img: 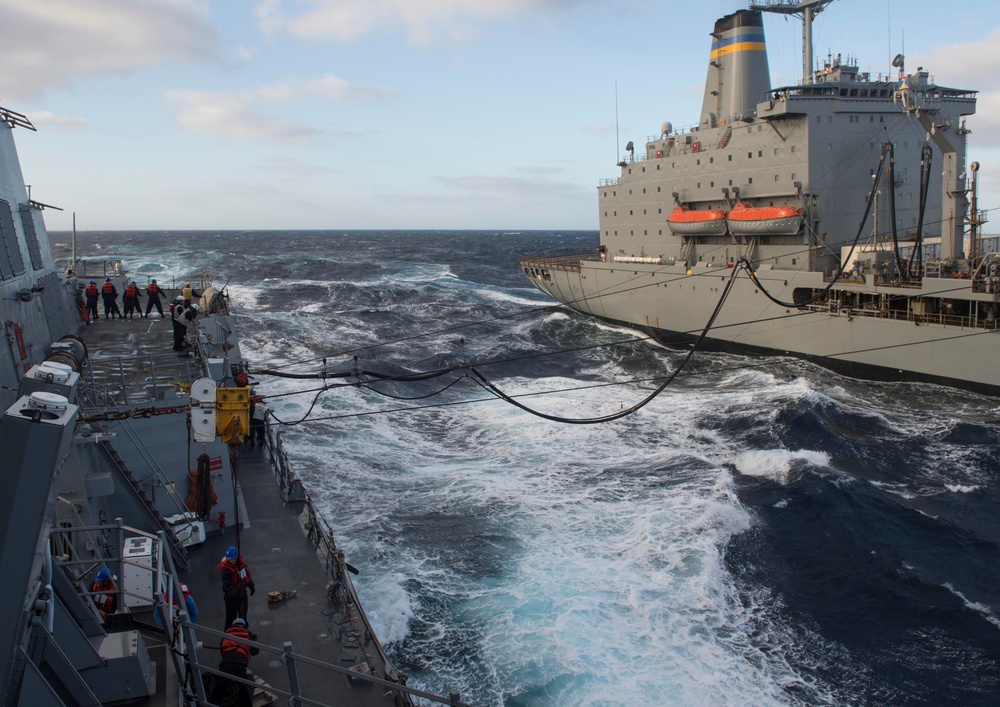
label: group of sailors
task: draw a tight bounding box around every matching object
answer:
[89,544,261,705]
[83,277,168,321]
[83,277,205,356]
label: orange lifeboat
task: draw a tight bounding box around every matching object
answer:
[726,204,804,236]
[666,206,728,236]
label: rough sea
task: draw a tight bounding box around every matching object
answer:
[60,230,1000,706]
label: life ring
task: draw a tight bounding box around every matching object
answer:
[692,141,700,152]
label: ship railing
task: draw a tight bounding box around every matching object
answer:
[52,520,203,701]
[53,521,177,628]
[116,417,202,521]
[257,419,454,704]
[51,519,472,705]
[518,251,601,267]
[799,301,1000,330]
[178,621,474,707]
[82,351,197,406]
[75,258,129,280]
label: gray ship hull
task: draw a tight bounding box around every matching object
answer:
[520,257,1000,393]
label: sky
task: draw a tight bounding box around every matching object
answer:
[2,0,999,232]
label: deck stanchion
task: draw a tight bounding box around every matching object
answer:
[282,641,302,707]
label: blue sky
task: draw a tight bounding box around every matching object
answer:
[3,0,998,231]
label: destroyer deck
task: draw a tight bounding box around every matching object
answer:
[75,303,415,706]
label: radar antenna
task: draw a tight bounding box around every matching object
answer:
[749,0,836,84]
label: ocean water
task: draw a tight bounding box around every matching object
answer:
[61,230,1000,706]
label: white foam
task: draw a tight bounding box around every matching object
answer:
[945,484,979,494]
[942,583,1000,630]
[729,449,832,485]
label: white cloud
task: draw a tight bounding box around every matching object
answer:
[163,74,379,142]
[0,0,221,101]
[24,111,86,131]
[164,89,319,143]
[301,75,391,101]
[913,28,1000,147]
[255,0,590,44]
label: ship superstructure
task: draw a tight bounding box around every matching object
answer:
[520,2,999,392]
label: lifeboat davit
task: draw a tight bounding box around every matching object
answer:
[726,204,804,236]
[666,207,728,236]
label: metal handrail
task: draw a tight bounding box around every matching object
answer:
[260,422,471,703]
[116,418,195,520]
[181,622,472,707]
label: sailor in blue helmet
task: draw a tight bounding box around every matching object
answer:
[218,545,255,630]
[90,567,117,617]
[84,279,99,321]
[100,276,121,319]
[144,278,165,317]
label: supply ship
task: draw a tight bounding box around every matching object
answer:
[0,107,469,704]
[520,0,1000,393]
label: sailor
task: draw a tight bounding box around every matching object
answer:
[171,302,187,351]
[84,280,99,321]
[154,581,200,627]
[122,280,143,319]
[90,568,118,618]
[181,280,201,308]
[171,301,197,352]
[249,391,268,447]
[144,278,165,317]
[218,545,255,629]
[212,617,259,707]
[101,277,121,319]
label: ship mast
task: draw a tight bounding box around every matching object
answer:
[749,0,835,84]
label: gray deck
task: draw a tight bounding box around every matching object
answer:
[182,446,398,705]
[76,299,407,706]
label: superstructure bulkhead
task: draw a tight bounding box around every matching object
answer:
[520,2,1000,393]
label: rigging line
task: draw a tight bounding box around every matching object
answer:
[361,375,468,401]
[743,144,888,309]
[265,385,331,426]
[255,269,990,403]
[822,325,999,359]
[270,321,1000,427]
[461,267,739,424]
[264,270,740,427]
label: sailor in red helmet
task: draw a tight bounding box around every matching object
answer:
[218,545,255,630]
[90,567,118,618]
